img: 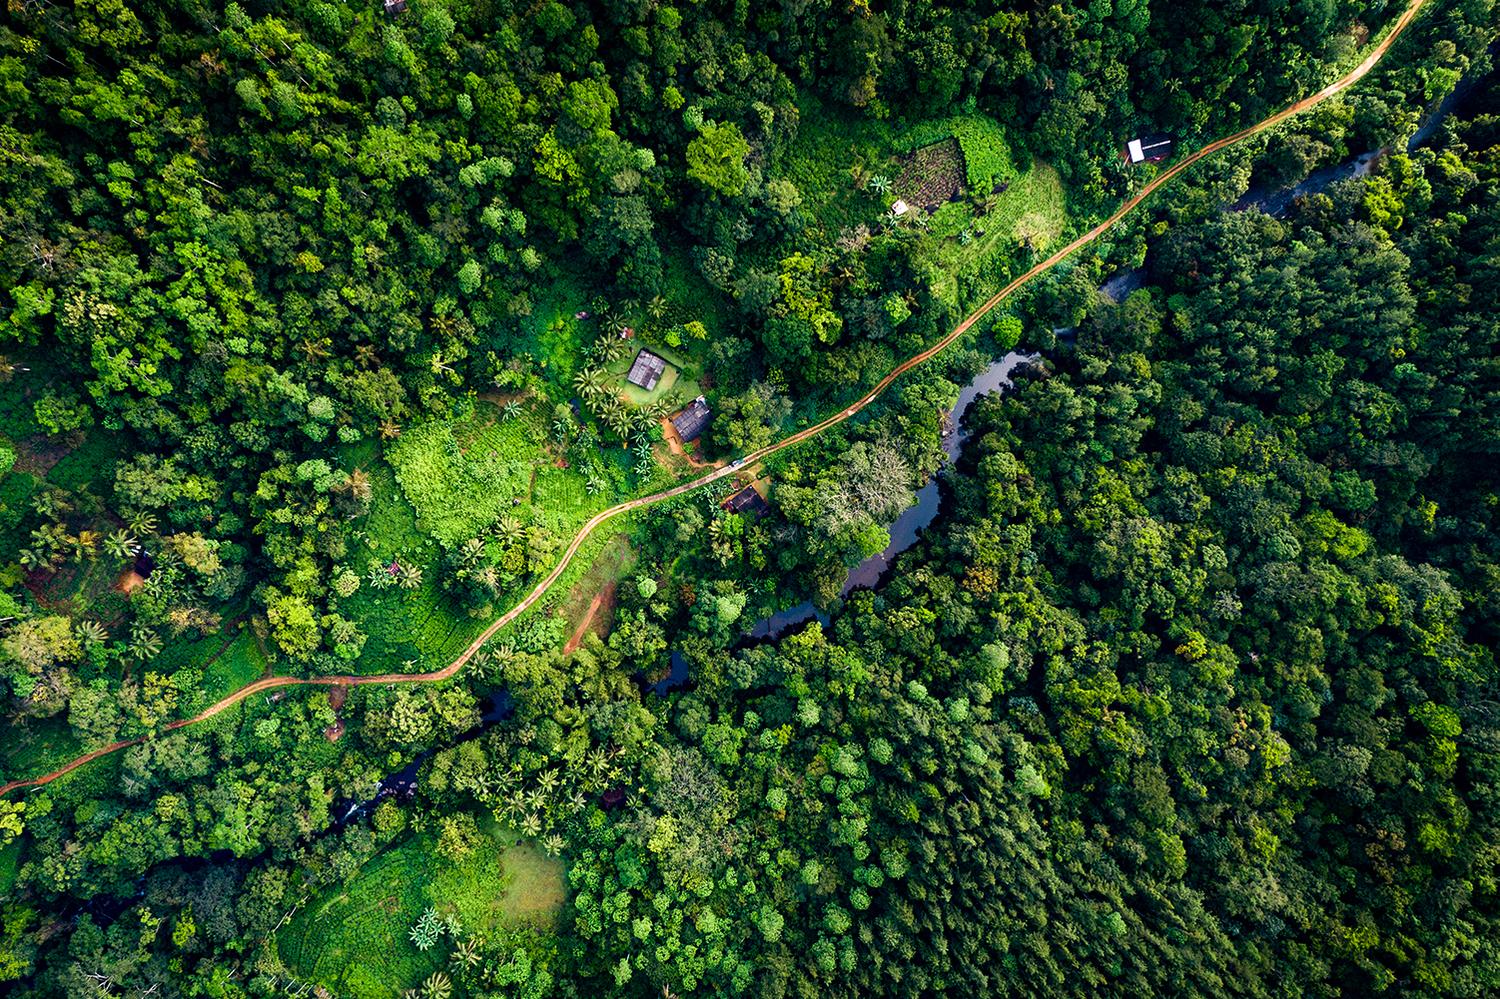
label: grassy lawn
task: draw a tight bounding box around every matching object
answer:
[196,627,268,702]
[780,97,893,233]
[605,343,703,408]
[912,162,1070,309]
[386,406,540,550]
[0,714,84,786]
[339,456,473,672]
[278,820,563,999]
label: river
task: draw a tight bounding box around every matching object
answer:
[743,351,1034,641]
[744,73,1495,642]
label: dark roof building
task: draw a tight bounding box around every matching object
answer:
[626,349,668,391]
[723,484,770,518]
[384,0,408,14]
[671,396,711,442]
[1125,133,1172,164]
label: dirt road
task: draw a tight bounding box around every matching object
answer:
[0,0,1429,799]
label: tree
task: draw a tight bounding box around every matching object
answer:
[685,121,751,197]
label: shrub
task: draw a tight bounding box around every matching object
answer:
[949,115,1016,190]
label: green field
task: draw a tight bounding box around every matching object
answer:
[606,342,703,408]
[912,162,1070,309]
[338,457,475,671]
[386,408,540,550]
[277,821,564,998]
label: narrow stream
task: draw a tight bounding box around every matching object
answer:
[744,351,1033,641]
[744,74,1493,644]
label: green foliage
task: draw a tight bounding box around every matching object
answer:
[948,114,1017,190]
[279,824,562,998]
[387,410,535,549]
[685,121,751,197]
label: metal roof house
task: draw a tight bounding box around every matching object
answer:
[1125,133,1172,164]
[384,0,408,14]
[723,484,770,518]
[671,397,711,443]
[626,349,668,391]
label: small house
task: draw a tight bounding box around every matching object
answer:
[723,484,770,519]
[1125,133,1172,164]
[626,349,668,391]
[384,0,407,14]
[671,396,711,443]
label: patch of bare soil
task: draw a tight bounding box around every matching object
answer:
[660,417,722,469]
[563,582,616,654]
[115,570,146,595]
[12,434,74,477]
[893,138,963,209]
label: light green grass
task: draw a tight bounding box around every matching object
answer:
[913,162,1069,309]
[198,628,267,702]
[780,98,893,232]
[0,715,84,786]
[606,343,702,408]
[278,822,563,999]
[340,460,473,671]
[386,408,538,549]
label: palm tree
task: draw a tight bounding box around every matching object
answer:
[104,531,138,561]
[397,564,423,590]
[343,468,373,504]
[459,538,486,567]
[600,401,634,441]
[868,173,890,193]
[128,512,158,537]
[520,813,543,837]
[75,620,108,646]
[495,515,524,546]
[573,367,610,399]
[450,935,483,973]
[128,627,163,663]
[632,441,654,463]
[72,530,100,561]
[379,420,402,441]
[542,833,564,856]
[646,295,668,320]
[501,401,522,421]
[584,472,606,496]
[419,971,452,999]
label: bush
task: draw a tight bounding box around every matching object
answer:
[949,115,1016,190]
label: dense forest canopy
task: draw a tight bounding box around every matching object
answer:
[0,0,1497,996]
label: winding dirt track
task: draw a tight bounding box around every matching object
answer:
[0,0,1427,800]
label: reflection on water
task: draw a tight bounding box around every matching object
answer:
[745,352,1033,640]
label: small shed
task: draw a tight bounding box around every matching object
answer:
[671,396,711,443]
[384,0,407,14]
[890,199,911,216]
[626,349,668,391]
[723,484,770,519]
[1125,134,1172,164]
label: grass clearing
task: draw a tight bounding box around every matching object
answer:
[912,162,1070,309]
[386,407,538,549]
[277,821,563,999]
[605,342,702,408]
[197,628,268,702]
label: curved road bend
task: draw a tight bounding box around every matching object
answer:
[0,0,1428,799]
